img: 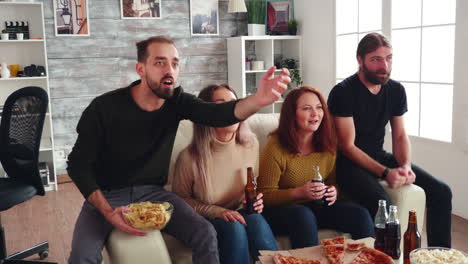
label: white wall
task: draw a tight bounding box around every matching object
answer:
[295,0,468,219]
[294,0,335,98]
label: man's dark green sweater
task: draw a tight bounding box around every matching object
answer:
[67,80,240,199]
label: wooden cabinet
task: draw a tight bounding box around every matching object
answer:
[0,2,57,191]
[227,36,302,113]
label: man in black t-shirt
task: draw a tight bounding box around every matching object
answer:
[67,36,291,264]
[328,33,452,247]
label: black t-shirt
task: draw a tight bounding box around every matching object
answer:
[327,74,407,156]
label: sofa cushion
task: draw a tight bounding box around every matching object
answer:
[161,113,425,264]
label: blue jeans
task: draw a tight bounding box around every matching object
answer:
[208,210,278,264]
[263,200,374,249]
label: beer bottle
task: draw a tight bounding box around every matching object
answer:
[245,167,257,214]
[384,205,401,259]
[403,210,421,264]
[374,200,388,252]
[311,165,327,207]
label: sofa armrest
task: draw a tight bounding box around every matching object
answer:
[104,229,172,264]
[381,182,426,232]
[381,182,426,250]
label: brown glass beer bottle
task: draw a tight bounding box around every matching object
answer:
[245,167,257,214]
[403,210,421,264]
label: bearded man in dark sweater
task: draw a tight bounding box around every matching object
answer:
[67,36,290,264]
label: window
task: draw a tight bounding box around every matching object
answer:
[335,0,382,81]
[335,0,456,142]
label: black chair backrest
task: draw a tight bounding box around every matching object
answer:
[0,87,49,196]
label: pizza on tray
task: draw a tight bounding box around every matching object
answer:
[346,242,367,251]
[323,244,345,264]
[320,236,345,246]
[273,253,322,264]
[348,247,393,264]
[269,237,391,264]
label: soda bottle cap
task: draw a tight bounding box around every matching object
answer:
[389,205,397,212]
[378,200,387,206]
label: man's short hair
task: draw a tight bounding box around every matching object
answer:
[356,32,391,59]
[136,36,176,63]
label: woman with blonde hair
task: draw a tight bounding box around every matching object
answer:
[258,86,374,248]
[173,84,278,263]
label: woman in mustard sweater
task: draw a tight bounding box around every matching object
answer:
[258,86,374,249]
[173,84,278,263]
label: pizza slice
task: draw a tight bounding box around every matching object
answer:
[273,253,322,264]
[320,236,345,246]
[346,242,366,251]
[349,247,393,264]
[323,244,345,264]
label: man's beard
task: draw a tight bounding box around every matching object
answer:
[361,63,391,85]
[146,75,175,99]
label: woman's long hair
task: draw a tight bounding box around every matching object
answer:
[188,84,256,180]
[273,86,336,155]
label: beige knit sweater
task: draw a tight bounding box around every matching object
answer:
[172,135,259,218]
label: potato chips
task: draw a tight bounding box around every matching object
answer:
[124,201,173,231]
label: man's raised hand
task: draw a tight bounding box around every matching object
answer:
[253,66,291,107]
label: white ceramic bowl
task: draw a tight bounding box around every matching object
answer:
[410,247,468,264]
[123,201,174,231]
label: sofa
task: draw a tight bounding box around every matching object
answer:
[103,113,426,264]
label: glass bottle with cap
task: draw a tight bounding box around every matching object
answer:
[374,199,388,251]
[384,205,401,259]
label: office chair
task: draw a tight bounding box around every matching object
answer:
[0,87,56,263]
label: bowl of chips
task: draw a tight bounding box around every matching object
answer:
[123,201,173,231]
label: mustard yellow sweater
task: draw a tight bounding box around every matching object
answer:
[258,135,337,207]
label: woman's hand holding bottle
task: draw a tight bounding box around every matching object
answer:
[293,181,327,200]
[323,185,337,206]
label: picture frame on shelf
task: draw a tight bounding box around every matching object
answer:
[121,0,161,19]
[266,0,294,35]
[53,0,90,36]
[190,0,219,36]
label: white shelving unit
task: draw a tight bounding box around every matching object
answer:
[0,2,57,191]
[227,35,302,113]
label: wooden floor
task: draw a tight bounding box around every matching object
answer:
[1,180,468,263]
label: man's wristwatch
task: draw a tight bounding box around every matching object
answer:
[381,167,390,179]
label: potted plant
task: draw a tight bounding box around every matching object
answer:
[246,0,266,36]
[280,58,302,96]
[1,29,9,40]
[16,28,24,40]
[288,19,298,35]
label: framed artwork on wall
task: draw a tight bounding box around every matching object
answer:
[266,0,294,35]
[53,0,90,36]
[121,0,161,19]
[190,0,219,36]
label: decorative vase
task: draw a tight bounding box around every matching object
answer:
[251,61,264,71]
[248,24,265,36]
[1,62,11,78]
[16,33,24,40]
[1,33,9,40]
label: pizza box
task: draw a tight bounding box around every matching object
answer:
[259,237,402,264]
